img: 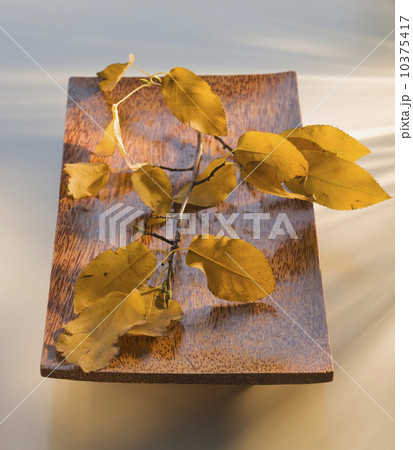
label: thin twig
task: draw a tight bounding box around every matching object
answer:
[193,161,227,186]
[164,132,203,299]
[214,136,234,152]
[112,165,194,173]
[177,132,203,223]
[158,165,194,172]
[133,226,175,245]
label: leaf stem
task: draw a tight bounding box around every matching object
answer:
[131,63,152,77]
[152,248,169,255]
[161,247,190,265]
[115,83,151,107]
[139,287,161,296]
[214,137,245,170]
[153,267,169,288]
[150,72,167,85]
[222,148,237,160]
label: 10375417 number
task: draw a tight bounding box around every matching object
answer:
[400,16,410,77]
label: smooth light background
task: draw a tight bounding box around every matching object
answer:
[0,0,394,449]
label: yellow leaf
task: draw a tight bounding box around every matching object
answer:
[128,288,183,337]
[174,158,236,207]
[95,117,116,156]
[97,53,135,92]
[161,67,228,136]
[56,290,146,373]
[146,215,166,227]
[240,160,311,200]
[64,162,110,199]
[300,150,391,210]
[131,165,172,218]
[235,131,308,182]
[74,241,157,313]
[280,125,370,162]
[186,235,275,302]
[94,105,122,157]
[284,176,313,197]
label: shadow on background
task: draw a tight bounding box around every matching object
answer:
[48,381,334,450]
[49,383,251,449]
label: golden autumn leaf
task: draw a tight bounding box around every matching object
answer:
[174,158,236,207]
[56,290,146,373]
[94,105,123,157]
[74,241,157,314]
[128,288,183,337]
[300,150,391,210]
[240,160,311,200]
[284,175,313,197]
[64,162,110,199]
[280,125,370,162]
[131,165,172,219]
[161,67,228,136]
[235,131,308,182]
[146,215,166,227]
[97,53,135,92]
[186,235,275,302]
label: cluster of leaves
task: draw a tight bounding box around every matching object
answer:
[58,54,391,372]
[57,242,183,372]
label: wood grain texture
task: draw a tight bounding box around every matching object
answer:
[40,72,334,384]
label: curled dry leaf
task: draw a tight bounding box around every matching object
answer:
[174,158,236,207]
[74,241,157,314]
[128,288,183,337]
[161,67,227,136]
[280,125,370,162]
[112,106,128,164]
[235,131,308,182]
[56,290,146,373]
[94,105,122,157]
[131,165,172,222]
[186,235,275,302]
[299,150,391,210]
[97,53,135,92]
[64,162,110,199]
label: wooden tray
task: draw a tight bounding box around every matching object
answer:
[40,72,334,384]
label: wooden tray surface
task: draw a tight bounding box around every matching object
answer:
[40,72,334,384]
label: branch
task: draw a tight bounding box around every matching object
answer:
[193,161,226,186]
[214,136,234,152]
[111,165,194,173]
[158,165,194,172]
[133,226,175,245]
[177,132,203,222]
[163,132,203,299]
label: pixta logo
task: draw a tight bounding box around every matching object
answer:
[99,205,298,246]
[99,203,145,247]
